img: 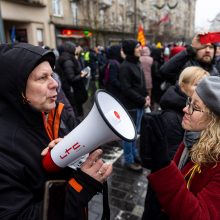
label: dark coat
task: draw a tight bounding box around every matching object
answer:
[160,49,220,84]
[0,43,99,220]
[150,48,164,103]
[104,45,122,98]
[56,51,88,107]
[159,84,186,158]
[119,59,147,110]
[140,84,186,169]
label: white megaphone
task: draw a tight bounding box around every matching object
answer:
[43,90,137,172]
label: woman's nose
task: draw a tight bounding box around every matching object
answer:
[49,77,58,89]
[183,105,189,114]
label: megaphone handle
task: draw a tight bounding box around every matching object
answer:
[42,150,61,172]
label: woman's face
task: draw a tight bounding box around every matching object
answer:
[182,91,211,131]
[25,61,58,113]
[134,44,142,57]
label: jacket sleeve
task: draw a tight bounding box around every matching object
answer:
[159,49,190,83]
[148,161,220,220]
[64,169,103,220]
[0,161,42,220]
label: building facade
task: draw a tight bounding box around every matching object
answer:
[0,0,196,48]
[209,12,220,32]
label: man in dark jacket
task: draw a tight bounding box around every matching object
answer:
[104,44,123,98]
[56,41,88,119]
[119,39,150,172]
[160,33,219,85]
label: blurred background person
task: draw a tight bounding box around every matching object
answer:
[140,46,153,98]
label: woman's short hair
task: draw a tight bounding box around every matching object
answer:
[178,66,209,88]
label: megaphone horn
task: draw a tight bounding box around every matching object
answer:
[42,89,137,172]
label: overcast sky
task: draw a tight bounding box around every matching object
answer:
[195,0,220,30]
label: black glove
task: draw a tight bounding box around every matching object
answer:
[148,113,171,172]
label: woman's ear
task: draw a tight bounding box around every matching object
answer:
[21,92,30,104]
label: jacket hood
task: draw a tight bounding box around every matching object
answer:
[160,84,187,112]
[0,43,55,124]
[107,45,123,63]
[122,39,139,56]
[141,46,151,56]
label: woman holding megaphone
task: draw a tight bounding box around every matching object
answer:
[0,43,112,220]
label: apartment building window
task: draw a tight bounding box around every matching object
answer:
[100,10,104,27]
[118,0,124,5]
[52,0,63,17]
[71,2,77,25]
[37,29,44,46]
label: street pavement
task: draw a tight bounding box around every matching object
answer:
[88,141,150,220]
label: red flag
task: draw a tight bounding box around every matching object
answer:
[137,24,146,46]
[158,13,170,25]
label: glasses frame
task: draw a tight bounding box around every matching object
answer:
[186,97,207,115]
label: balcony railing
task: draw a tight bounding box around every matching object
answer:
[6,0,46,7]
[99,0,112,9]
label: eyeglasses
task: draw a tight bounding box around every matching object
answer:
[186,97,207,115]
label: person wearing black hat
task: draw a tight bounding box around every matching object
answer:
[119,39,150,172]
[0,43,112,219]
[142,76,220,219]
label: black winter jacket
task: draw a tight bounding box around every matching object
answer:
[160,48,220,84]
[119,59,147,109]
[160,85,186,158]
[0,43,100,220]
[56,52,88,106]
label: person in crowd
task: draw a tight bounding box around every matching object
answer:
[163,44,171,62]
[75,45,85,70]
[140,66,209,168]
[150,47,164,111]
[141,66,209,219]
[169,42,185,58]
[119,39,150,172]
[142,75,220,220]
[88,47,98,81]
[215,42,220,73]
[0,43,112,219]
[103,44,123,98]
[140,46,153,98]
[56,41,88,119]
[159,32,219,85]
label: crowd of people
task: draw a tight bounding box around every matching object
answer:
[0,31,220,220]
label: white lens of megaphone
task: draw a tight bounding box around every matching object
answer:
[95,90,136,141]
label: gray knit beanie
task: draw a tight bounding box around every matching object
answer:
[196,76,220,116]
